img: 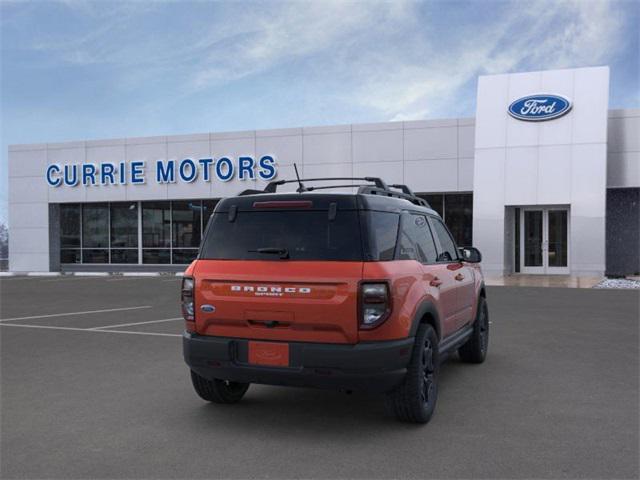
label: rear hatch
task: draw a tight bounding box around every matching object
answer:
[194,194,364,344]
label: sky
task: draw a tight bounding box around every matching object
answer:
[1,0,638,225]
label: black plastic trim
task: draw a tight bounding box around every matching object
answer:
[183,333,414,393]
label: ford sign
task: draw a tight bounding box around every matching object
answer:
[508,94,572,121]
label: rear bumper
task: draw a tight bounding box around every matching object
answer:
[183,332,414,393]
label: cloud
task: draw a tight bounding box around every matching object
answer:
[349,0,626,121]
[189,1,415,91]
[3,0,632,122]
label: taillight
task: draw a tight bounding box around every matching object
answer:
[359,282,391,329]
[181,277,194,321]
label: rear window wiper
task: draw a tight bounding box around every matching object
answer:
[248,247,290,259]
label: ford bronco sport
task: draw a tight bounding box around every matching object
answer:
[182,177,488,423]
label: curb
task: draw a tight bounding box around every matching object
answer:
[2,271,186,278]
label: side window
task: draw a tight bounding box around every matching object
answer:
[431,218,459,262]
[367,212,400,261]
[397,214,438,263]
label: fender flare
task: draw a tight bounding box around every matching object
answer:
[409,301,442,340]
[479,281,487,298]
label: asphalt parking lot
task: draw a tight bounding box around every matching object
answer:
[1,277,638,479]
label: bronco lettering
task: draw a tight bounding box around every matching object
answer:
[230,285,311,294]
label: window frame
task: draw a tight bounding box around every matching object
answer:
[428,216,461,264]
[394,212,439,265]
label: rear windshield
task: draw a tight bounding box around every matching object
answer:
[200,210,363,261]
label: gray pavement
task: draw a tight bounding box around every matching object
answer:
[1,277,638,479]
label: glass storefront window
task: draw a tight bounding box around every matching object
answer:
[82,204,109,248]
[60,249,81,264]
[143,249,170,264]
[417,193,473,247]
[59,198,220,265]
[172,201,201,248]
[422,194,444,218]
[171,248,199,264]
[142,202,171,248]
[445,194,473,247]
[202,200,219,228]
[111,203,138,248]
[60,204,81,248]
[111,249,138,264]
[82,249,109,264]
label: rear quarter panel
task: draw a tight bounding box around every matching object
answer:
[359,260,440,342]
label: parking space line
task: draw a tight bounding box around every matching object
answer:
[105,277,153,282]
[42,277,105,283]
[0,323,180,337]
[90,317,182,330]
[0,306,152,322]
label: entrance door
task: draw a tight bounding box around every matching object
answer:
[520,208,569,274]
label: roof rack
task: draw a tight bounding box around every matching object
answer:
[240,177,431,208]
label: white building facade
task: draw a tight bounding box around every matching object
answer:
[8,66,640,276]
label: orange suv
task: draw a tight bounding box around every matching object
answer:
[182,177,488,423]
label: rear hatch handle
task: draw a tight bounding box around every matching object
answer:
[248,247,290,259]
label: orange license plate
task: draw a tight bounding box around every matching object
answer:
[248,341,289,367]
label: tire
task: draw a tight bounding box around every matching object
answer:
[458,296,489,364]
[190,370,250,404]
[385,324,439,424]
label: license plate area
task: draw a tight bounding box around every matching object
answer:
[248,341,290,367]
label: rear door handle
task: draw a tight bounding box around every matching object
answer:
[455,273,465,281]
[430,277,443,287]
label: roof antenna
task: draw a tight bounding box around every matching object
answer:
[293,163,306,193]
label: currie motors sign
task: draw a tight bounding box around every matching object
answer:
[46,155,277,187]
[508,94,572,121]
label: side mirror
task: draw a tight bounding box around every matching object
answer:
[459,247,482,263]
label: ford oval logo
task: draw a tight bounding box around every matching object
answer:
[508,94,572,121]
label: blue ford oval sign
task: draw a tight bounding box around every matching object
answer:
[508,94,572,121]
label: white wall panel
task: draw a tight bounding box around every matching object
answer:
[353,129,403,163]
[475,74,509,148]
[571,143,607,217]
[302,163,352,185]
[538,145,572,204]
[570,216,605,275]
[607,152,640,188]
[10,176,48,203]
[457,157,474,191]
[303,132,351,165]
[458,125,475,158]
[9,253,50,272]
[473,148,505,219]
[353,161,404,186]
[404,127,457,160]
[607,116,640,153]
[405,159,458,192]
[572,67,609,144]
[255,135,302,166]
[8,147,48,178]
[8,227,49,253]
[504,147,538,205]
[9,202,48,229]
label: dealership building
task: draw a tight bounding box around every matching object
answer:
[7,66,640,276]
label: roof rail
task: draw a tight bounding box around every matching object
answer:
[263,177,388,193]
[240,176,431,208]
[357,185,430,208]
